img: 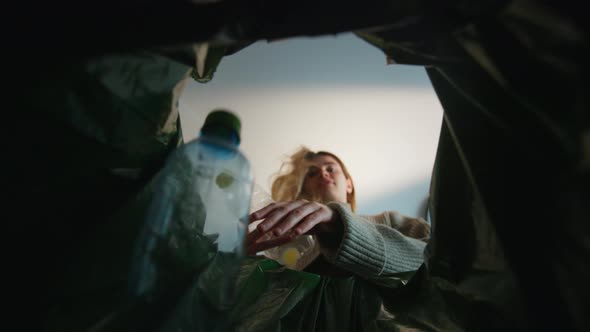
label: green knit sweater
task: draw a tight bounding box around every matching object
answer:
[320,202,429,278]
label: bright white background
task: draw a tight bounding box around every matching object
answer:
[179,33,443,218]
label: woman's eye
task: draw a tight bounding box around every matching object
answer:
[327,166,334,173]
[307,169,319,177]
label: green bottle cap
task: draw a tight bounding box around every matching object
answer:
[201,109,241,144]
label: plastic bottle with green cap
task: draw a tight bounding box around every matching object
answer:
[129,109,253,328]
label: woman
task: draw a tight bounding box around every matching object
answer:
[246,146,430,278]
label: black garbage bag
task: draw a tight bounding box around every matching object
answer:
[352,1,589,330]
[22,42,246,330]
[42,153,418,331]
[226,258,415,332]
[16,1,588,331]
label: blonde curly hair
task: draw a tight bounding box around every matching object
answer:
[270,146,356,212]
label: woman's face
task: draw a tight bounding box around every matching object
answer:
[301,155,353,204]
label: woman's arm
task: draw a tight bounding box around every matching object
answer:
[368,210,431,242]
[317,202,427,278]
[246,200,428,278]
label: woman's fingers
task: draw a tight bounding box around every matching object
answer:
[245,225,277,247]
[246,234,293,255]
[292,206,333,235]
[249,201,278,222]
[271,202,322,237]
[245,228,261,245]
[246,200,305,245]
[245,200,338,254]
[254,200,307,234]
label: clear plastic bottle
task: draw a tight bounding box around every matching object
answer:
[265,233,320,271]
[129,110,253,313]
[247,183,275,234]
[248,184,320,271]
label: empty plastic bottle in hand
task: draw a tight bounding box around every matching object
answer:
[129,109,253,313]
[248,184,320,271]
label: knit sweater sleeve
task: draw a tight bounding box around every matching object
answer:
[320,202,427,278]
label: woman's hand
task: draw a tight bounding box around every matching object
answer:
[245,200,342,255]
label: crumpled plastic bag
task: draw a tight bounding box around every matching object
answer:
[155,256,417,332]
[29,2,589,330]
